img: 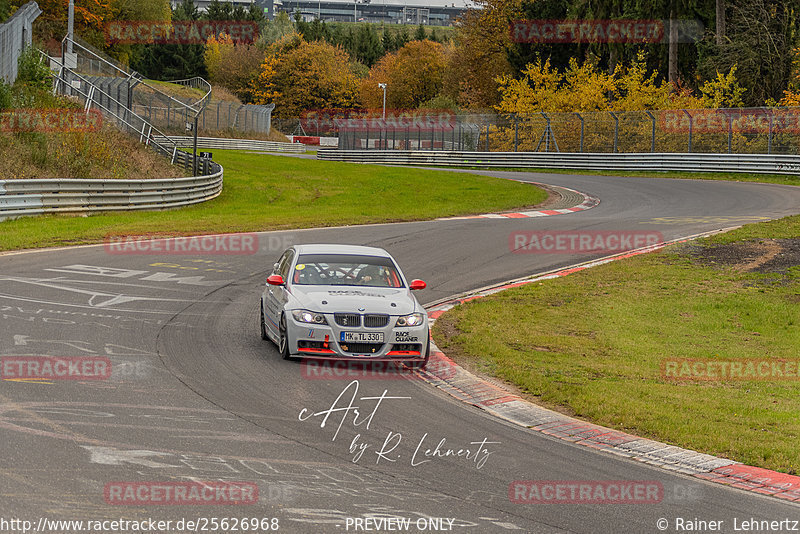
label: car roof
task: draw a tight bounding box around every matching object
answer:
[293,244,393,257]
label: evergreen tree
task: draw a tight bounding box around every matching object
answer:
[395,26,410,49]
[414,23,426,41]
[131,0,206,80]
[354,24,383,67]
[381,28,394,52]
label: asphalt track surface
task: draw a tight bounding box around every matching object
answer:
[1,170,800,534]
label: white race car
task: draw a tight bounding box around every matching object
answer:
[260,244,430,368]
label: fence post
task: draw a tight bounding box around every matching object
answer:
[609,111,619,153]
[514,114,519,152]
[682,109,692,152]
[727,112,732,153]
[768,110,773,154]
[485,121,490,151]
[575,112,584,152]
[645,111,655,152]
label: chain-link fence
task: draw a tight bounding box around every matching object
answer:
[66,37,273,137]
[335,109,800,154]
[0,1,41,84]
[137,100,275,136]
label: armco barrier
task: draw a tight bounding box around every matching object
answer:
[158,136,305,153]
[316,150,800,176]
[0,161,223,221]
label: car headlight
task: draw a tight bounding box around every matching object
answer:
[395,313,424,327]
[292,310,328,324]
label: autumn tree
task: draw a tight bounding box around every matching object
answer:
[204,34,265,102]
[250,37,360,119]
[360,39,447,110]
[441,2,514,110]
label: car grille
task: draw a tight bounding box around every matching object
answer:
[363,314,389,328]
[339,342,384,354]
[334,313,361,327]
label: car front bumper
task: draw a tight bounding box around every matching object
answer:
[286,316,429,361]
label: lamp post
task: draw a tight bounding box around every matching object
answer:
[378,83,387,119]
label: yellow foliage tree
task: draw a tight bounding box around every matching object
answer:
[250,37,360,119]
[205,33,266,103]
[699,65,746,108]
[360,40,447,111]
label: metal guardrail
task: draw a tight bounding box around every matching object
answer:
[158,136,306,153]
[316,150,800,176]
[0,159,222,221]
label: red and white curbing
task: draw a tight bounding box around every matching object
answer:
[420,232,800,504]
[439,184,599,220]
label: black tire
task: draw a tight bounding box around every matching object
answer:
[260,302,269,340]
[278,313,292,360]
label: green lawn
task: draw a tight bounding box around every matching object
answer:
[433,214,800,474]
[0,150,547,252]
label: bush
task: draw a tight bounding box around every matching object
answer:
[16,47,52,92]
[0,81,11,111]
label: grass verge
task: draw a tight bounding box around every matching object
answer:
[0,150,547,252]
[433,215,800,474]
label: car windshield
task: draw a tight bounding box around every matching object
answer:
[292,254,404,288]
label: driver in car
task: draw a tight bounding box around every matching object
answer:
[356,265,389,286]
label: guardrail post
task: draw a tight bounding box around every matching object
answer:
[682,109,692,152]
[645,111,655,152]
[575,112,584,152]
[514,114,519,152]
[167,100,171,128]
[609,111,619,153]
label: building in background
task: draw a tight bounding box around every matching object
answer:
[170,0,257,12]
[268,0,467,26]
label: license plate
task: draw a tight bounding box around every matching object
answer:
[340,331,384,343]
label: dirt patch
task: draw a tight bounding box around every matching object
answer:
[681,238,800,275]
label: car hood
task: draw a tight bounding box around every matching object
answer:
[288,285,420,316]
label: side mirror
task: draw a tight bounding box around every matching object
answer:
[267,274,284,286]
[409,279,426,290]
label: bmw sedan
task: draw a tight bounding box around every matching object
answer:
[260,244,430,368]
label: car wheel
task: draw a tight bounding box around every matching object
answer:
[408,331,431,370]
[278,313,291,360]
[260,302,269,341]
